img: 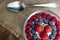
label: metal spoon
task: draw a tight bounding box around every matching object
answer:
[7,1,58,12]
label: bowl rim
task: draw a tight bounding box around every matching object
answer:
[23,10,60,40]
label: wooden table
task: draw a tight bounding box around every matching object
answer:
[0,0,60,40]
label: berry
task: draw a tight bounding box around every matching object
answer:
[28,19,34,24]
[51,16,57,22]
[34,20,40,25]
[39,31,48,40]
[52,25,57,32]
[55,20,60,26]
[31,24,35,29]
[33,34,39,40]
[41,12,47,18]
[31,15,37,21]
[56,25,60,31]
[26,32,31,39]
[29,37,34,40]
[46,14,52,20]
[31,29,36,35]
[57,30,60,35]
[43,19,49,24]
[35,24,43,33]
[36,13,41,19]
[54,35,60,40]
[25,29,30,33]
[38,18,43,23]
[44,25,52,33]
[26,24,31,29]
[49,21,55,26]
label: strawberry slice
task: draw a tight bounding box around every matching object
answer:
[51,16,57,22]
[41,12,47,18]
[26,24,31,29]
[54,35,60,40]
[44,25,52,33]
[35,24,43,33]
[36,13,42,19]
[39,31,48,40]
[46,14,52,20]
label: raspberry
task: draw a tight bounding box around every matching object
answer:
[36,13,42,19]
[46,14,52,20]
[25,29,30,34]
[41,12,47,18]
[55,20,60,26]
[44,25,52,33]
[31,15,37,21]
[51,16,57,22]
[54,35,60,40]
[39,31,48,40]
[28,19,34,24]
[26,24,31,29]
[57,30,60,35]
[56,25,60,31]
[35,24,43,33]
[29,36,34,40]
[26,33,32,39]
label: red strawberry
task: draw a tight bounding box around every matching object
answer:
[46,14,52,20]
[54,35,60,40]
[36,13,42,19]
[31,15,37,21]
[41,12,47,18]
[44,25,52,33]
[28,19,34,24]
[35,24,43,33]
[51,16,57,22]
[39,31,48,40]
[26,24,31,29]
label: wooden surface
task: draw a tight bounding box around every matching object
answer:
[0,0,60,40]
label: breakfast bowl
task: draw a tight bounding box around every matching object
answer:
[24,10,60,40]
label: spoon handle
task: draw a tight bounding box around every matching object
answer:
[28,3,58,8]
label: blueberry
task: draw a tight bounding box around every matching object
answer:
[31,24,35,29]
[38,18,43,23]
[49,21,55,26]
[36,38,40,40]
[50,35,56,39]
[43,19,49,24]
[31,29,36,35]
[34,20,40,25]
[33,34,38,40]
[52,25,57,31]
